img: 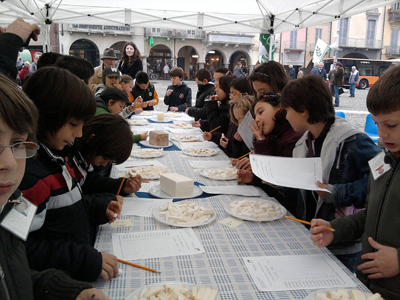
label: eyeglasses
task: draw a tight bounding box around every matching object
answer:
[229,92,242,97]
[0,142,39,159]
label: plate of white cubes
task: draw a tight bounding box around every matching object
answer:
[304,288,376,300]
[131,148,164,158]
[125,282,220,300]
[200,168,238,180]
[182,148,218,157]
[225,199,286,222]
[153,201,216,227]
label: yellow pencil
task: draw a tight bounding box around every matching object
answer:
[117,259,160,273]
[283,216,335,232]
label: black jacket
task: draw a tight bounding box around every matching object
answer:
[131,82,157,110]
[205,99,230,134]
[0,191,92,300]
[0,32,23,79]
[164,82,192,111]
[187,83,215,120]
[118,59,143,79]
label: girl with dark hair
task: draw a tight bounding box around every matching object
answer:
[237,92,305,215]
[118,42,143,79]
[20,67,121,283]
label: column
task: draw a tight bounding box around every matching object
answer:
[142,56,148,73]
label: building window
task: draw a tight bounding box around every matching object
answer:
[290,31,297,49]
[391,2,400,10]
[390,29,399,54]
[338,18,348,46]
[366,20,376,47]
[315,28,323,45]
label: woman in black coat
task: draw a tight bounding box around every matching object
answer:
[118,42,143,79]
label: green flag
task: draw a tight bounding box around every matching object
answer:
[258,33,274,63]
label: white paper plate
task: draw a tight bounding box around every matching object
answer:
[127,166,168,180]
[138,111,154,116]
[131,150,164,158]
[304,289,372,300]
[224,199,286,222]
[139,140,173,148]
[148,117,172,123]
[125,282,221,300]
[182,148,218,157]
[149,184,203,200]
[171,135,201,142]
[153,204,216,228]
[129,120,149,126]
[169,124,193,129]
[200,168,237,180]
[164,112,181,117]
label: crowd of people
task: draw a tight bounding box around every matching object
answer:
[0,17,400,300]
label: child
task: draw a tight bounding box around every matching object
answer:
[237,92,304,215]
[130,71,159,110]
[204,76,252,158]
[96,88,146,143]
[73,114,142,196]
[281,74,381,273]
[120,75,144,115]
[186,68,216,120]
[310,66,400,299]
[94,66,121,96]
[164,67,192,112]
[21,67,121,283]
[55,55,94,88]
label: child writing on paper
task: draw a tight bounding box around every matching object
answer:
[237,92,304,215]
[310,66,400,299]
[72,114,142,196]
[281,74,381,272]
[20,67,121,283]
[203,77,252,158]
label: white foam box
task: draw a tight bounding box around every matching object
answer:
[160,173,194,197]
[149,130,169,146]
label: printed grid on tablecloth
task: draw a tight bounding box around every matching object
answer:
[93,194,369,300]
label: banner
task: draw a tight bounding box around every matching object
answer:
[312,38,330,64]
[258,33,274,63]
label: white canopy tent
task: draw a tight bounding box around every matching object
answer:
[0,0,397,52]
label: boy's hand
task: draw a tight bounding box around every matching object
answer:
[76,288,111,300]
[135,108,143,114]
[220,135,228,148]
[234,131,243,141]
[235,157,250,170]
[357,237,400,279]
[123,174,142,194]
[315,181,328,201]
[209,95,218,101]
[106,201,122,223]
[237,170,254,184]
[203,132,212,141]
[169,106,178,112]
[147,100,153,107]
[310,219,334,248]
[191,121,201,127]
[134,96,143,105]
[140,131,148,141]
[248,119,265,141]
[166,89,173,96]
[185,107,190,114]
[141,101,148,108]
[115,195,124,205]
[100,252,118,281]
[23,61,31,67]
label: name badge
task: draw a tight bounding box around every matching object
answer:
[0,197,37,241]
[368,151,391,180]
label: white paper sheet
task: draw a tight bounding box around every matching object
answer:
[250,154,329,192]
[237,111,254,151]
[200,185,260,196]
[138,181,159,193]
[188,160,231,169]
[120,197,171,217]
[243,254,357,291]
[115,160,165,174]
[112,228,205,260]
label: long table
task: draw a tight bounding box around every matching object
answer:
[93,112,370,300]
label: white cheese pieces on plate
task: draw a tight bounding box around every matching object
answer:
[224,199,286,222]
[153,201,216,227]
[182,148,217,157]
[125,282,220,300]
[169,123,193,129]
[164,112,181,118]
[131,148,164,158]
[304,289,376,300]
[127,166,168,180]
[200,168,238,180]
[128,119,149,126]
[171,135,201,142]
[137,111,154,116]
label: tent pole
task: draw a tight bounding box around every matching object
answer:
[269,15,275,61]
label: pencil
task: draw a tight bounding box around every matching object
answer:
[142,180,149,183]
[116,178,125,196]
[117,259,160,273]
[125,165,154,168]
[237,151,252,161]
[283,216,335,232]
[209,126,221,133]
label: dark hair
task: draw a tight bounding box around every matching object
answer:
[218,75,236,101]
[135,71,149,84]
[230,95,255,126]
[281,75,335,124]
[230,77,253,94]
[249,61,288,94]
[367,66,400,115]
[37,52,62,69]
[121,74,133,84]
[121,42,141,67]
[23,67,96,142]
[195,68,212,82]
[256,92,287,124]
[75,114,133,164]
[169,67,184,79]
[0,73,38,141]
[215,67,232,75]
[55,56,94,84]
